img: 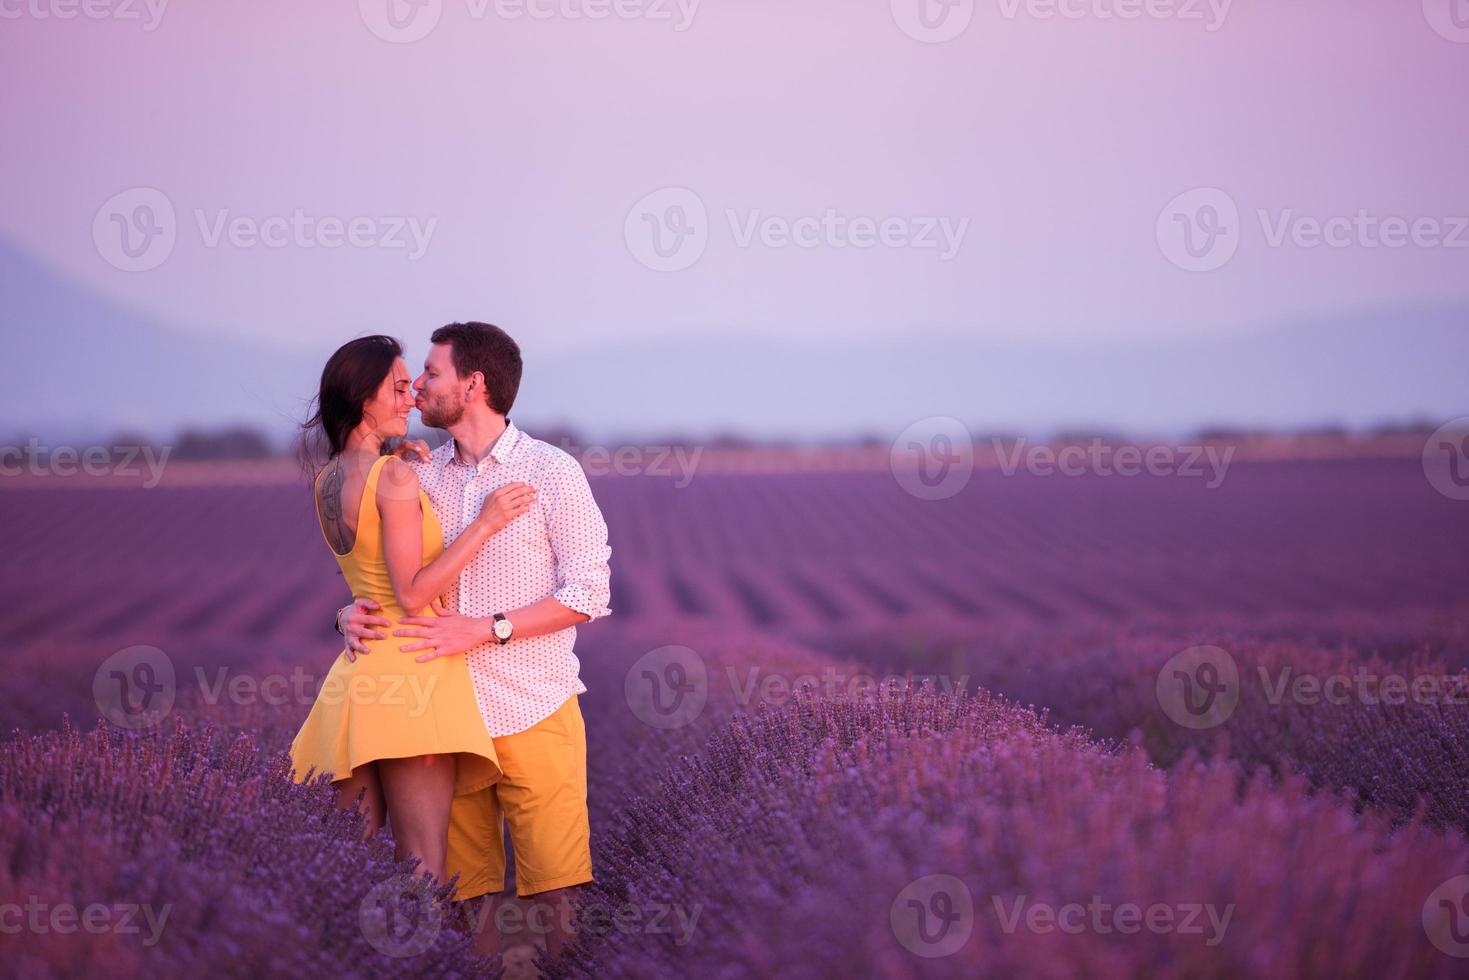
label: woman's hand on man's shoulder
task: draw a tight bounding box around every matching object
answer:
[394,439,433,463]
[378,455,424,501]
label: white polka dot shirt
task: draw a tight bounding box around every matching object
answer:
[409,419,612,736]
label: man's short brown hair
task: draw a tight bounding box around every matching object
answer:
[430,322,522,415]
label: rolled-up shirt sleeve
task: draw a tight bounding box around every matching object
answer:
[544,454,612,621]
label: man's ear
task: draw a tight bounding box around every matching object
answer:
[466,371,486,403]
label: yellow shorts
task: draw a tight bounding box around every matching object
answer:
[445,693,593,900]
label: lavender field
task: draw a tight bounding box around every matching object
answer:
[4,449,1469,978]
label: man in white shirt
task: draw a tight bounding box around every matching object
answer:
[338,321,611,962]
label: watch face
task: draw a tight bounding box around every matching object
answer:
[494,619,513,639]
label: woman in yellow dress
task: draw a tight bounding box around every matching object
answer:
[290,334,535,884]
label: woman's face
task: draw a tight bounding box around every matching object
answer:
[362,357,414,440]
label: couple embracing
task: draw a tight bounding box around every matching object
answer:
[287,321,612,962]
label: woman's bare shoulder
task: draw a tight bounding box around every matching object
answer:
[376,455,422,504]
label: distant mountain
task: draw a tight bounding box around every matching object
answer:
[523,308,1469,442]
[3,239,321,446]
[4,236,1466,445]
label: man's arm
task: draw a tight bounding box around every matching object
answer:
[541,451,613,623]
[395,453,612,660]
[391,595,585,659]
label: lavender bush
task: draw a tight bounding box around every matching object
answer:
[556,685,1469,979]
[816,618,1469,833]
[0,717,494,979]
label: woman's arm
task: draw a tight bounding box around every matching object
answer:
[377,457,535,613]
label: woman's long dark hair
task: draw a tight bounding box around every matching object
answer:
[301,335,404,464]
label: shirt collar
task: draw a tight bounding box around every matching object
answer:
[449,418,521,471]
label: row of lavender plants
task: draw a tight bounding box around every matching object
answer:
[0,622,863,977]
[9,618,1469,976]
[556,684,1469,978]
[812,610,1469,832]
[0,717,494,978]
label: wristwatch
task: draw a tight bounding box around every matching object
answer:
[492,612,513,645]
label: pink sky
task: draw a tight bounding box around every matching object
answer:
[1,0,1466,358]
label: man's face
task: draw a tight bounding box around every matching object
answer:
[413,343,467,429]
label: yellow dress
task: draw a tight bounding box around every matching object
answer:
[289,455,500,796]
